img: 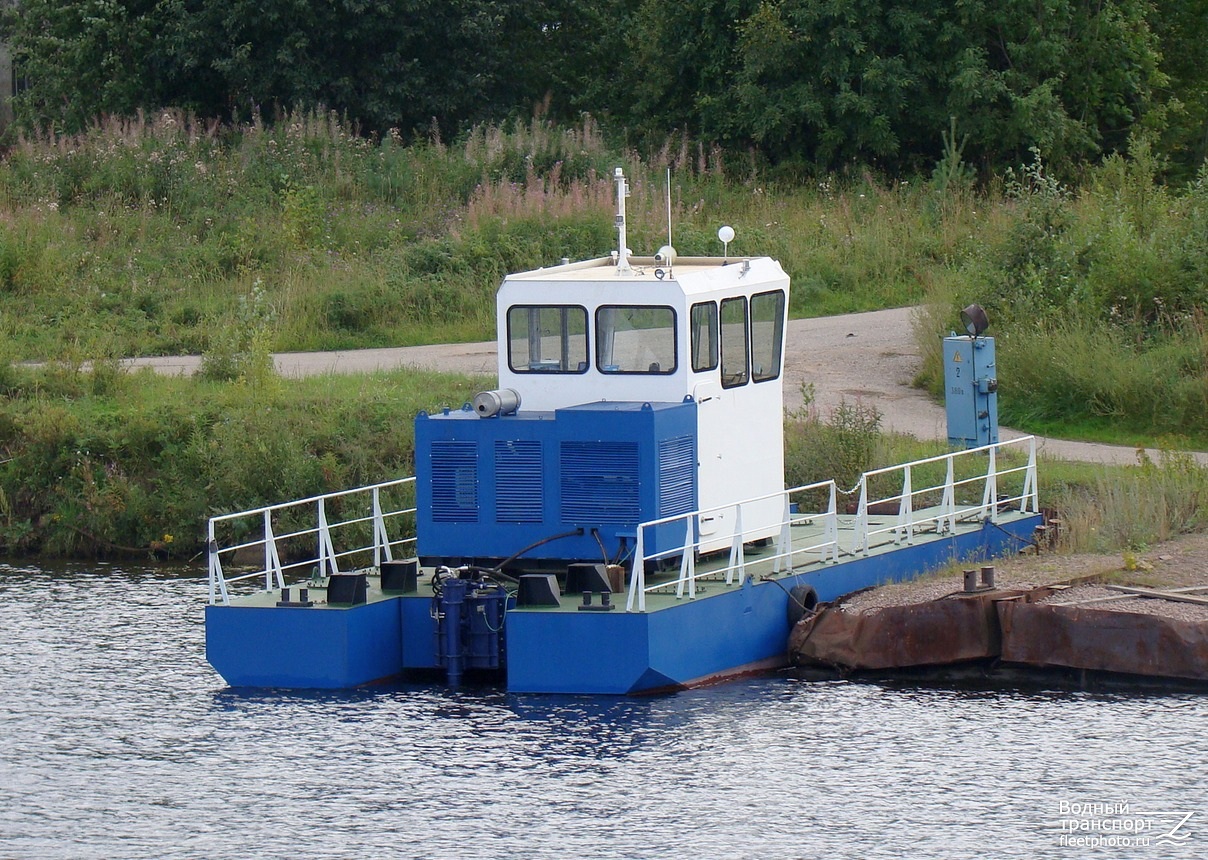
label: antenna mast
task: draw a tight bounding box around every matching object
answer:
[614,167,631,275]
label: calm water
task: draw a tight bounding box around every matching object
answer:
[1,563,1205,860]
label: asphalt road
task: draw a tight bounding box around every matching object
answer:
[122,306,1205,466]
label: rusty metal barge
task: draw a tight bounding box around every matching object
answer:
[790,569,1208,684]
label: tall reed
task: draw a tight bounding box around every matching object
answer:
[1052,451,1208,552]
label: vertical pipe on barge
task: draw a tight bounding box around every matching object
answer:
[441,578,468,685]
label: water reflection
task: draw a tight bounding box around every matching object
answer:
[1,564,1205,859]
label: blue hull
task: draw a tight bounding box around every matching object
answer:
[205,515,1040,692]
[507,514,1038,693]
[205,599,402,689]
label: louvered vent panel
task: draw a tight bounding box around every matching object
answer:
[495,440,543,523]
[431,441,479,522]
[560,442,640,524]
[658,435,695,517]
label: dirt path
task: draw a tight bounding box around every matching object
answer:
[122,306,1206,466]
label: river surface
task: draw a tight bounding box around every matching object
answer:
[1,563,1205,860]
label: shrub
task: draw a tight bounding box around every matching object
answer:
[1053,450,1208,552]
[785,383,886,493]
[197,282,277,384]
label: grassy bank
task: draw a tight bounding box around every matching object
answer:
[4,114,1205,445]
[0,360,479,557]
[914,148,1208,446]
[0,111,996,363]
[3,113,1208,559]
[1,355,1204,559]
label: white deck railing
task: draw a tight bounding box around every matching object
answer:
[207,478,416,605]
[623,480,841,612]
[624,436,1038,611]
[852,435,1038,553]
[206,437,1038,611]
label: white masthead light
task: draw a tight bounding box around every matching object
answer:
[718,225,735,261]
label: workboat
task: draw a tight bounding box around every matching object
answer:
[205,169,1043,694]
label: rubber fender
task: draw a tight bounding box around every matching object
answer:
[787,584,819,626]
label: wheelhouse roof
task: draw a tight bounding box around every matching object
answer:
[501,256,786,300]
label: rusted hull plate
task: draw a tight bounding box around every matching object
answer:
[998,601,1208,682]
[790,593,1018,670]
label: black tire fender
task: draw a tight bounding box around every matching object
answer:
[787,583,819,626]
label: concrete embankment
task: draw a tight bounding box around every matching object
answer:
[789,547,1208,684]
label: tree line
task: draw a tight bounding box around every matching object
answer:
[2,0,1205,177]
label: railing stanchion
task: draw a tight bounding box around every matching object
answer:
[825,483,839,563]
[898,466,914,545]
[318,498,340,578]
[207,519,231,606]
[941,456,956,534]
[628,528,647,612]
[372,487,393,568]
[1024,437,1038,513]
[773,494,792,574]
[263,511,286,591]
[675,517,697,599]
[726,504,746,585]
[982,446,999,522]
[855,475,869,554]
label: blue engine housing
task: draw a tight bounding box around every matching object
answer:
[415,400,698,567]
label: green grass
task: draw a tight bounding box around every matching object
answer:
[0,360,481,557]
[912,150,1208,445]
[1,355,1204,560]
[997,416,1206,452]
[1038,451,1208,553]
[0,111,985,361]
[3,113,1208,559]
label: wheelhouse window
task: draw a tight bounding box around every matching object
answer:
[596,305,677,374]
[690,302,718,372]
[507,305,588,373]
[719,297,749,388]
[750,290,785,382]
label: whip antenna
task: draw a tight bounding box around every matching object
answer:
[666,168,672,251]
[656,169,677,276]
